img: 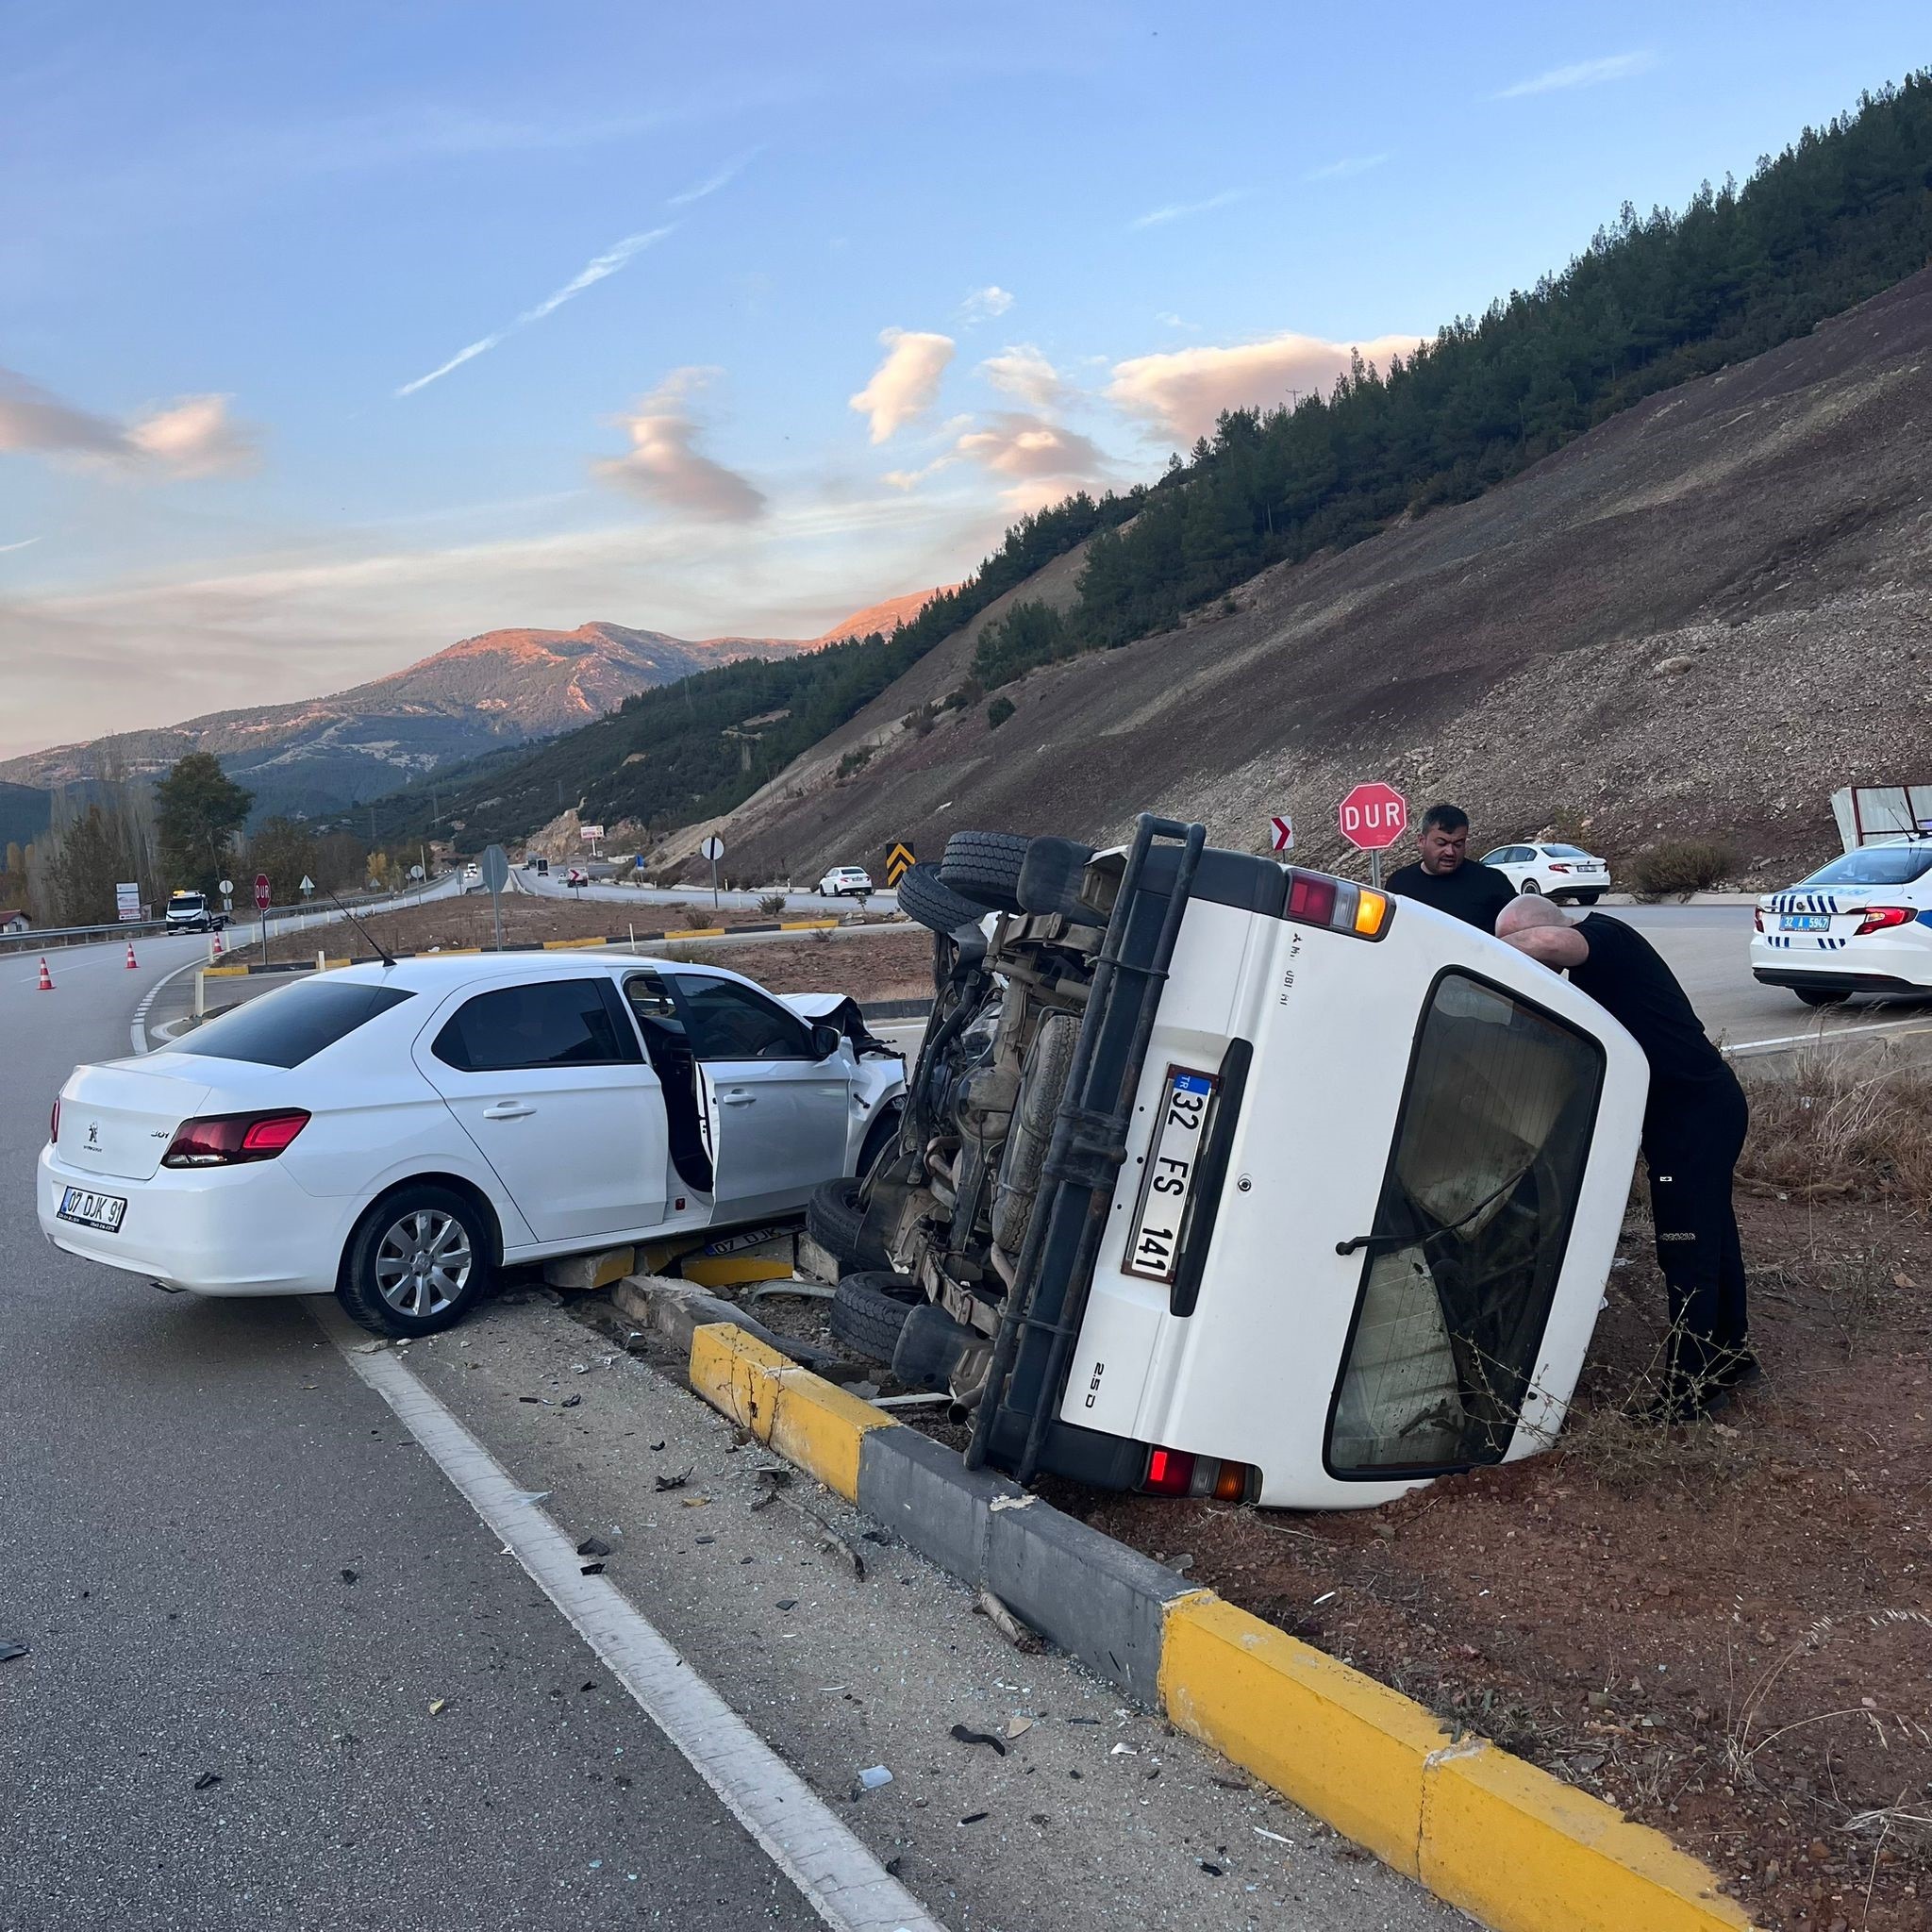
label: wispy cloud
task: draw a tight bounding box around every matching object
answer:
[1305,153,1390,182]
[0,368,258,477]
[1130,189,1244,231]
[1493,51,1657,99]
[849,328,956,442]
[1108,330,1424,443]
[396,225,677,396]
[885,410,1108,508]
[979,344,1069,413]
[593,368,766,521]
[958,285,1014,325]
[0,536,42,555]
[666,148,762,208]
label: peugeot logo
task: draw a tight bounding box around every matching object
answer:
[87,1123,99,1146]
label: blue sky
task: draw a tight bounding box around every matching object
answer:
[2,0,1927,754]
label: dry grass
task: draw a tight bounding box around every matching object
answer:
[1740,1052,1932,1220]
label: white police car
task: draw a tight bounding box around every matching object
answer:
[1751,834,1932,1007]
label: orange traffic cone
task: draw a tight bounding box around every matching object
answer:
[37,957,54,991]
[125,941,139,970]
[210,929,224,959]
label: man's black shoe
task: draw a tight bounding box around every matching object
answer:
[1707,1346,1761,1391]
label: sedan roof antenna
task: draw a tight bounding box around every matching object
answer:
[324,888,398,969]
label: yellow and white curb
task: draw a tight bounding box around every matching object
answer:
[628,1298,1754,1932]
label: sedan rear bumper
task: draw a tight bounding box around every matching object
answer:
[38,1143,352,1295]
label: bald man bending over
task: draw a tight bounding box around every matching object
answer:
[1497,896,1753,1419]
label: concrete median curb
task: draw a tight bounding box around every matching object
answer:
[627,1289,1754,1932]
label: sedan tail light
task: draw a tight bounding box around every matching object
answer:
[162,1109,311,1168]
[1547,862,1572,874]
[1753,908,1765,932]
[1853,906,1915,937]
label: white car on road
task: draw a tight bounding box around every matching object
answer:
[1751,834,1932,1006]
[1478,842,1611,904]
[818,866,874,898]
[41,955,906,1336]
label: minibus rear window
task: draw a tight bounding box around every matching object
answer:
[1326,972,1604,1476]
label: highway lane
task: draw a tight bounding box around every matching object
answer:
[511,866,899,917]
[0,947,836,1932]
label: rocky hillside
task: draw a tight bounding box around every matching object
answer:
[696,269,1932,889]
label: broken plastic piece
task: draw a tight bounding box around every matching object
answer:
[950,1724,1008,1757]
[192,1772,221,1791]
[857,1764,892,1790]
[576,1536,612,1558]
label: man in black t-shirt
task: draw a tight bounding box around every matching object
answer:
[1499,895,1753,1419]
[1384,803,1518,933]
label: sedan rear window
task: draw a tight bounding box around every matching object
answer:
[1543,844,1592,858]
[173,980,416,1069]
[1798,845,1932,889]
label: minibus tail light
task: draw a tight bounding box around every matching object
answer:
[1140,1446,1256,1503]
[1285,869,1392,941]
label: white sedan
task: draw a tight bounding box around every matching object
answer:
[41,955,906,1336]
[1751,834,1932,1006]
[818,865,874,898]
[1478,842,1611,904]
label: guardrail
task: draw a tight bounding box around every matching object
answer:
[0,875,455,958]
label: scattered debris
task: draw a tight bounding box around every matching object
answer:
[950,1724,1008,1757]
[561,1394,581,1408]
[1197,1859,1224,1876]
[351,1341,385,1355]
[576,1536,612,1559]
[581,1562,607,1576]
[857,1765,893,1790]
[573,1362,591,1374]
[959,1811,990,1825]
[655,1467,694,1492]
[989,1493,1036,1513]
[1110,1742,1138,1757]
[775,1598,799,1612]
[679,1496,709,1511]
[0,1643,27,1664]
[974,1590,1039,1650]
[428,1699,447,1716]
[192,1772,221,1791]
[339,1569,358,1586]
[1005,1717,1035,1740]
[1253,1825,1291,1845]
[694,1536,715,1546]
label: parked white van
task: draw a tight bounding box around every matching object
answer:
[809,820,1647,1510]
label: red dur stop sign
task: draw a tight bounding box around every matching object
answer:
[254,873,271,910]
[1338,783,1408,851]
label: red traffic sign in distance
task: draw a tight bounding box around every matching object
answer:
[1269,815,1294,853]
[1338,782,1408,852]
[254,873,272,910]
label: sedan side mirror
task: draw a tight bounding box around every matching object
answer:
[810,1022,843,1061]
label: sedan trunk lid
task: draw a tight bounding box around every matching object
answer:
[57,1060,214,1181]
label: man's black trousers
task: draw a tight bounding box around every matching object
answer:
[1644,1069,1751,1388]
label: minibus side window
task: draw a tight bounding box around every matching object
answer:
[1326,972,1605,1476]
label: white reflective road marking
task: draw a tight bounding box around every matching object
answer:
[314,1301,941,1932]
[1725,1014,1932,1058]
[132,958,208,1057]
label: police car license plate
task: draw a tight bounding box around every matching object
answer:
[1780,914,1830,931]
[59,1187,126,1231]
[1124,1067,1218,1285]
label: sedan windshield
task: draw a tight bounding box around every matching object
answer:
[1796,844,1932,889]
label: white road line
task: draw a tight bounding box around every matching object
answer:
[1724,1013,1932,1058]
[131,958,211,1057]
[313,1301,941,1932]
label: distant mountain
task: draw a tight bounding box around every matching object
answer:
[0,609,932,822]
[0,779,52,849]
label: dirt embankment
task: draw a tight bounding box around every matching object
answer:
[711,269,1932,891]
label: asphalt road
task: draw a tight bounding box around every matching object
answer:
[1613,904,1932,1057]
[1,936,1451,1932]
[511,866,899,917]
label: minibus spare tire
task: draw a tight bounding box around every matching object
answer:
[807,1176,891,1274]
[940,830,1032,911]
[829,1272,924,1360]
[896,862,987,935]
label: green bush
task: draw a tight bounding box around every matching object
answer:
[1627,838,1736,897]
[986,695,1017,731]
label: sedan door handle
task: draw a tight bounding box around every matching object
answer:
[719,1093,757,1108]
[482,1102,536,1120]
